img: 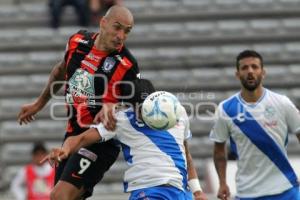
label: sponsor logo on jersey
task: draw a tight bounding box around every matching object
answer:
[75,37,89,45]
[67,69,95,104]
[263,120,278,128]
[76,49,85,54]
[81,60,98,71]
[236,113,245,122]
[87,53,101,62]
[71,172,82,179]
[78,148,97,162]
[135,120,145,127]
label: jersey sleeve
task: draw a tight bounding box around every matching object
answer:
[176,104,192,140]
[284,96,300,135]
[209,103,230,143]
[184,123,192,140]
[91,111,125,142]
[63,31,86,66]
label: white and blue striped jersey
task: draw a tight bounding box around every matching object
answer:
[94,107,192,192]
[210,88,300,198]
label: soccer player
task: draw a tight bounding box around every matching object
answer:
[42,79,208,200]
[210,50,300,200]
[18,5,140,200]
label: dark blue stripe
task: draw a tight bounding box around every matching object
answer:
[229,136,239,159]
[121,142,133,164]
[125,111,188,189]
[123,181,128,192]
[223,97,298,187]
[284,134,289,147]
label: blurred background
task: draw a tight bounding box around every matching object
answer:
[0,0,300,199]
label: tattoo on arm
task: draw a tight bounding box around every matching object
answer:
[38,61,66,105]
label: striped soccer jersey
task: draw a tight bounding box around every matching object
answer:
[63,30,140,135]
[94,107,192,192]
[210,88,300,198]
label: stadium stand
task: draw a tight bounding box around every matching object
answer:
[0,0,300,199]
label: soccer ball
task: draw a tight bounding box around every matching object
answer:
[142,91,180,130]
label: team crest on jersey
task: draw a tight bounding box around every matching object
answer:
[264,106,276,119]
[102,57,116,72]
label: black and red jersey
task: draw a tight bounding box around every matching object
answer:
[63,30,140,135]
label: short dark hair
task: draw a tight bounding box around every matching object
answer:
[236,50,263,70]
[31,142,47,155]
[121,79,155,105]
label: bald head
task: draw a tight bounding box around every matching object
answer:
[104,5,134,25]
[97,5,134,52]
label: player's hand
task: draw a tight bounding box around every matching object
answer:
[40,147,70,167]
[217,184,230,200]
[193,191,208,200]
[18,101,43,125]
[93,103,117,131]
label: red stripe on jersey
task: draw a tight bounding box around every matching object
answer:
[81,48,108,74]
[103,57,133,103]
[65,34,84,67]
[66,120,73,133]
[76,103,94,128]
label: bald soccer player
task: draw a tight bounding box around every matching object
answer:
[18,5,140,200]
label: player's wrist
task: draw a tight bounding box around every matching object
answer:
[219,180,227,187]
[34,99,46,110]
[193,190,203,196]
[188,178,202,193]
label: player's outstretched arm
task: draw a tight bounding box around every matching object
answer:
[213,142,230,200]
[93,103,117,131]
[40,128,102,166]
[184,141,208,200]
[63,128,102,155]
[18,61,66,125]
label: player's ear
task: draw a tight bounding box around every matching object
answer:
[262,68,266,78]
[100,17,107,28]
[235,70,240,80]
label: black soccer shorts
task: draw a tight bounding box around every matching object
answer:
[55,139,120,199]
